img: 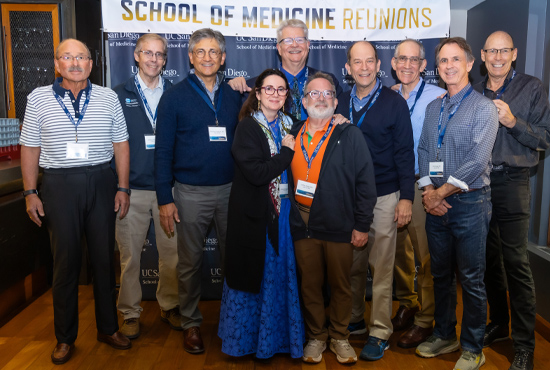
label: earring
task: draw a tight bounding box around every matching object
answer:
[258,101,261,111]
[282,104,284,113]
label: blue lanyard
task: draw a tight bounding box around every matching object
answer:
[134,75,165,133]
[53,82,92,142]
[437,86,474,157]
[349,80,382,128]
[408,80,425,116]
[483,70,516,100]
[258,111,288,184]
[188,78,223,125]
[300,118,334,181]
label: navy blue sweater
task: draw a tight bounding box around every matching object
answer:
[112,76,172,191]
[335,86,415,201]
[155,74,242,205]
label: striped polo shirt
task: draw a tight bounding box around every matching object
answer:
[20,79,128,169]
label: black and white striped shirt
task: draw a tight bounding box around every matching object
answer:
[20,81,128,168]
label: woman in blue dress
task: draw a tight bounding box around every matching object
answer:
[218,69,304,359]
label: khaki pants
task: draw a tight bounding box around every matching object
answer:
[294,209,354,341]
[394,185,434,328]
[116,189,179,319]
[350,191,399,340]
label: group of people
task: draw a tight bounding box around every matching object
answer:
[19,17,549,370]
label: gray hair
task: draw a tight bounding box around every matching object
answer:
[304,71,335,94]
[55,38,91,59]
[436,37,475,65]
[276,19,309,43]
[394,39,425,59]
[189,28,226,53]
[135,33,168,55]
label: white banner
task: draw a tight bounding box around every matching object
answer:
[102,0,450,41]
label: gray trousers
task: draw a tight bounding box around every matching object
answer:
[173,182,231,330]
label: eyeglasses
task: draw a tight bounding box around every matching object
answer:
[305,90,335,100]
[279,37,308,45]
[58,55,91,62]
[138,50,166,60]
[193,49,222,59]
[483,48,514,55]
[261,85,288,96]
[395,55,424,65]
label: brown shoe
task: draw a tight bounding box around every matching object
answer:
[161,307,183,331]
[120,318,140,339]
[97,331,132,350]
[51,343,74,365]
[398,325,433,348]
[391,305,419,331]
[183,326,204,354]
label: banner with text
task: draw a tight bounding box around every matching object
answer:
[102,0,450,41]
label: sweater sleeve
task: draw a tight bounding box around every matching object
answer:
[154,90,178,205]
[232,118,294,186]
[391,94,415,201]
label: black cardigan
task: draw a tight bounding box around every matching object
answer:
[224,116,295,294]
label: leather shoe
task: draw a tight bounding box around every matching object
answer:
[51,343,74,365]
[97,331,132,350]
[397,324,433,348]
[391,305,419,331]
[183,326,204,354]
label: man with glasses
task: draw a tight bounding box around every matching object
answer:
[112,33,180,340]
[228,19,342,121]
[390,39,446,349]
[335,41,415,361]
[154,28,241,354]
[288,72,376,364]
[20,38,131,364]
[473,31,550,370]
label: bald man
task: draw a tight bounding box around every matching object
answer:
[474,31,550,370]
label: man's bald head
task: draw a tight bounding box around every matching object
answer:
[484,31,514,50]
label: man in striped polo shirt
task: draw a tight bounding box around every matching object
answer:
[20,38,131,365]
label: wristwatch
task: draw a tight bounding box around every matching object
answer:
[117,187,131,196]
[23,189,38,197]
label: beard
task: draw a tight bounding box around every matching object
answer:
[306,101,334,119]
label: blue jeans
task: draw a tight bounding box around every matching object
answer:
[425,187,491,353]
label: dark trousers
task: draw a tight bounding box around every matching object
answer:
[485,168,536,351]
[42,163,119,344]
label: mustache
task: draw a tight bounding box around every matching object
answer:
[68,66,84,72]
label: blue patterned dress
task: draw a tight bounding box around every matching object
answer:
[218,112,305,359]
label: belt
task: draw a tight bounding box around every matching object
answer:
[492,165,529,173]
[43,162,111,174]
[297,202,311,213]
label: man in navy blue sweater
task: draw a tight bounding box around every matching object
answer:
[335,41,415,361]
[154,28,242,354]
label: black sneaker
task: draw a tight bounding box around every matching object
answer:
[483,322,509,347]
[509,349,534,370]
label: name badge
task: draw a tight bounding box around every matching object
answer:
[295,180,316,199]
[145,135,155,150]
[66,142,89,159]
[208,126,227,142]
[429,162,444,177]
[279,183,288,199]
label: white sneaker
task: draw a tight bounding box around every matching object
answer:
[454,351,486,370]
[330,338,357,364]
[302,339,326,363]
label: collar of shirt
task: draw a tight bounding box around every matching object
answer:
[303,117,331,145]
[351,78,380,111]
[482,68,515,94]
[52,77,91,117]
[447,83,473,106]
[136,72,162,93]
[399,77,424,104]
[281,65,307,84]
[190,68,222,102]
